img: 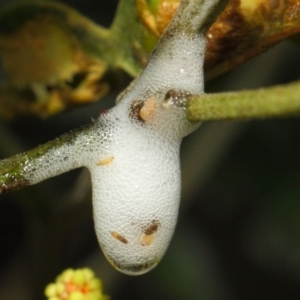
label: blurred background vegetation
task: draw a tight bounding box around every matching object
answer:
[1,0,300,299]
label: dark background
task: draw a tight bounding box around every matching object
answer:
[1,1,300,299]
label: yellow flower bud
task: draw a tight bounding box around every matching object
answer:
[69,291,84,300]
[44,268,109,300]
[73,270,85,285]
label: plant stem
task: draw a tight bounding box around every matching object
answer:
[167,0,229,34]
[186,80,300,121]
[0,124,92,194]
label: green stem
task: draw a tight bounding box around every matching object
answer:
[0,124,92,194]
[186,80,300,121]
[0,0,116,65]
[167,0,229,34]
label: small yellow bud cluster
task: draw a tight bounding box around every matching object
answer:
[44,268,109,300]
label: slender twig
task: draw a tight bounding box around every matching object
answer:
[186,80,300,121]
[0,125,92,194]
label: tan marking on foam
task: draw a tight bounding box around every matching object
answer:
[97,156,114,166]
[111,231,128,244]
[139,98,157,123]
[140,233,155,246]
[140,220,160,246]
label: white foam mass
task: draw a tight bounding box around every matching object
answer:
[87,32,205,274]
[22,0,219,275]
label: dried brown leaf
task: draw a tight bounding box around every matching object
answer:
[0,1,109,117]
[136,0,300,80]
[205,0,300,79]
[1,0,300,118]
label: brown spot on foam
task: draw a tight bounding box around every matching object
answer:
[129,98,157,123]
[162,89,191,109]
[140,220,160,246]
[143,220,160,235]
[111,231,128,244]
[139,98,156,123]
[130,100,144,121]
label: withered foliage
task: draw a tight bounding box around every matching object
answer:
[0,1,109,118]
[205,0,300,79]
[0,0,300,117]
[137,0,300,79]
